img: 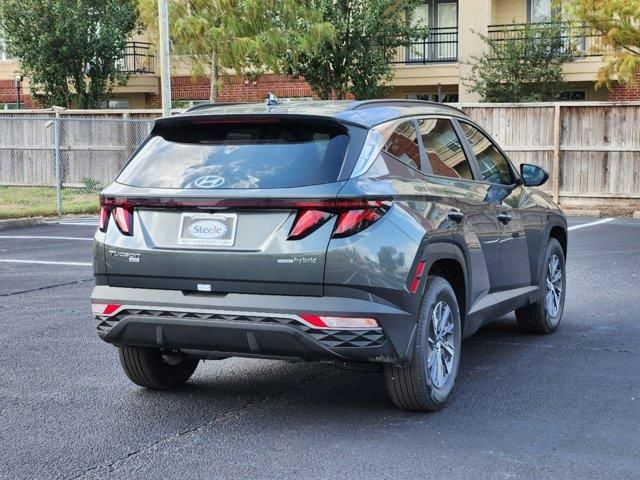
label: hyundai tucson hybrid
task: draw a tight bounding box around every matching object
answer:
[91,99,567,411]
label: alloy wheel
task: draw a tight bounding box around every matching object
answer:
[545,254,563,319]
[427,300,455,389]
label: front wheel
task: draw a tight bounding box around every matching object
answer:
[118,346,199,390]
[516,237,566,334]
[384,276,462,412]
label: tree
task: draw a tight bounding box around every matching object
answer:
[568,0,640,88]
[296,0,426,100]
[136,0,332,102]
[463,23,575,102]
[0,0,139,108]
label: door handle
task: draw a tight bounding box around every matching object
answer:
[447,209,465,224]
[497,212,512,224]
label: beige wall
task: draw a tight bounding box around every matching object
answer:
[0,60,20,80]
[458,0,492,102]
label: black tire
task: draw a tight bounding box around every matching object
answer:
[516,237,566,334]
[384,276,462,412]
[118,346,199,390]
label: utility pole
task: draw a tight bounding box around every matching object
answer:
[158,0,171,117]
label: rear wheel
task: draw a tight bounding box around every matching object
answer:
[118,346,199,390]
[384,276,462,412]
[516,238,566,334]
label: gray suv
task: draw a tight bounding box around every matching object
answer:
[91,100,567,411]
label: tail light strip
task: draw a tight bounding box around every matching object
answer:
[99,196,391,239]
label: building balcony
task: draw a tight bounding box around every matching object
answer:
[117,41,155,75]
[487,22,613,59]
[390,27,458,65]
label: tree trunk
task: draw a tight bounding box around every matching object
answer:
[210,50,219,103]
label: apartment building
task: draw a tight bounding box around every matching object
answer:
[389,0,637,102]
[1,0,638,109]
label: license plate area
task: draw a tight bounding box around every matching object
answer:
[177,212,238,247]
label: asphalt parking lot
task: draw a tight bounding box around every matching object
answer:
[1,216,639,479]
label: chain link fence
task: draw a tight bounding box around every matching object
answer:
[0,117,154,219]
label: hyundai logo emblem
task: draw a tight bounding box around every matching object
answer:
[194,175,225,189]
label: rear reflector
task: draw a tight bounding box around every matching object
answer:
[409,260,427,293]
[91,303,121,316]
[299,314,380,330]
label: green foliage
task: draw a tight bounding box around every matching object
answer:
[0,0,139,108]
[82,177,103,193]
[463,23,575,103]
[568,0,640,88]
[296,0,426,100]
[137,0,333,102]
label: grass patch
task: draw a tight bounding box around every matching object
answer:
[0,185,100,219]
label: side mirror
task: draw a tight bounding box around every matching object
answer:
[520,163,549,187]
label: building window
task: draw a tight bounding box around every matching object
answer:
[102,99,130,109]
[2,103,19,110]
[407,93,459,103]
[559,90,586,101]
[529,0,553,22]
[407,0,458,63]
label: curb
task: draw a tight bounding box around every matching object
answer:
[561,209,601,218]
[0,217,46,231]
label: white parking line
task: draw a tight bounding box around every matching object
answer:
[568,218,614,231]
[0,259,92,266]
[50,222,97,226]
[0,235,93,241]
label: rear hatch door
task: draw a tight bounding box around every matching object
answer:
[100,115,363,296]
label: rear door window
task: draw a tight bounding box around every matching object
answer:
[117,118,350,189]
[417,118,474,180]
[381,121,421,170]
[459,123,515,185]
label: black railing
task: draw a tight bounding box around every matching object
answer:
[117,41,155,74]
[390,27,458,65]
[487,22,613,58]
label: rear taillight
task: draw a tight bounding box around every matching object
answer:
[113,206,134,236]
[333,206,387,238]
[287,200,390,240]
[99,198,133,236]
[288,210,332,240]
[98,206,110,232]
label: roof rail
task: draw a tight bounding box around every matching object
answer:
[182,102,249,114]
[347,99,466,115]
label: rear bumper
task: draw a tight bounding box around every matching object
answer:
[91,286,416,364]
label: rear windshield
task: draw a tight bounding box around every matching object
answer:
[117,118,350,189]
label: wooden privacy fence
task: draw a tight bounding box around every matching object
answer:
[0,113,155,188]
[0,103,639,213]
[460,102,640,208]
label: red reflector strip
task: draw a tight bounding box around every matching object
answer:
[410,261,427,294]
[299,314,380,329]
[91,303,122,316]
